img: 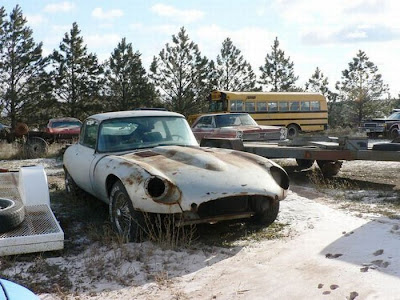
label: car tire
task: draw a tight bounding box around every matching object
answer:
[296,159,315,169]
[287,124,300,139]
[64,168,86,198]
[390,127,399,139]
[0,198,25,233]
[251,198,280,226]
[109,181,145,242]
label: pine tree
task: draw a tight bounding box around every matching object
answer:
[105,38,158,111]
[305,67,331,97]
[336,50,388,125]
[51,22,103,120]
[259,37,298,92]
[215,38,258,91]
[0,5,50,128]
[149,27,210,116]
[305,67,340,126]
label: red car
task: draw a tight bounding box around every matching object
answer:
[45,117,82,138]
[191,113,287,142]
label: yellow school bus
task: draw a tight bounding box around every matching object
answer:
[190,90,328,138]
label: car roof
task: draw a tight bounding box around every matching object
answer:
[199,113,250,117]
[49,117,81,122]
[88,110,184,121]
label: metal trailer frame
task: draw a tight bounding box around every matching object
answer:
[0,166,64,256]
[243,137,400,161]
[201,136,400,176]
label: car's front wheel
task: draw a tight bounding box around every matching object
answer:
[251,198,280,226]
[109,181,145,242]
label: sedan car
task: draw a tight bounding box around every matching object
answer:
[63,110,289,241]
[191,113,287,143]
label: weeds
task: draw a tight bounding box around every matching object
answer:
[0,141,66,160]
[307,169,357,191]
[142,213,197,250]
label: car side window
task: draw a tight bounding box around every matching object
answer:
[80,119,99,149]
[194,116,214,129]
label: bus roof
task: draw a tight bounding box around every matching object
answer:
[214,90,324,97]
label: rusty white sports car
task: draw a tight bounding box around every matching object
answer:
[63,110,289,240]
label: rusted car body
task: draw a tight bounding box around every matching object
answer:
[191,113,287,143]
[63,110,289,240]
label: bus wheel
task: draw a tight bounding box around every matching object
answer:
[287,124,300,139]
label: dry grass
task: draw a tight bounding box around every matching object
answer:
[307,168,357,191]
[142,213,197,250]
[0,141,67,160]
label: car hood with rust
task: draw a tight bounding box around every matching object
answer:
[105,145,287,212]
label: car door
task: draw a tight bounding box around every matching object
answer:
[66,119,99,195]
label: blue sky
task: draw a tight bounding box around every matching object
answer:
[2,0,400,96]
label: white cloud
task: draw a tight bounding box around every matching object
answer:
[129,23,179,36]
[51,25,71,33]
[195,25,275,71]
[151,4,204,23]
[270,0,400,46]
[26,14,46,26]
[86,33,121,48]
[43,2,75,13]
[91,8,124,20]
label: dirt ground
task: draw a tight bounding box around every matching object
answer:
[1,156,400,299]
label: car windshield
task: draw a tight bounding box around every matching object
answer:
[97,116,198,152]
[387,112,400,120]
[215,114,257,127]
[52,121,81,128]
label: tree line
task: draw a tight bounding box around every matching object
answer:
[0,5,398,130]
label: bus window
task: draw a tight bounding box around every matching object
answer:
[236,100,243,111]
[301,101,310,111]
[268,102,278,111]
[311,101,320,111]
[290,101,300,111]
[230,100,244,112]
[245,101,255,112]
[230,101,237,112]
[279,102,289,112]
[257,102,267,112]
[209,101,223,112]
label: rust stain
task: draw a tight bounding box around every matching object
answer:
[125,178,134,185]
